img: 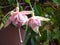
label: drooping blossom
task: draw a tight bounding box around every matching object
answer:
[4,7,34,43]
[4,7,33,28]
[28,16,50,33]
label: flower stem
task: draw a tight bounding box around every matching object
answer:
[29,3,35,16]
[16,0,19,7]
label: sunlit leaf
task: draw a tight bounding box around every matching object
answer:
[2,16,8,24]
[25,0,30,4]
[0,23,4,30]
[52,0,60,5]
[43,41,49,45]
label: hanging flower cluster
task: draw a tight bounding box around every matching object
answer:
[28,16,50,33]
[4,7,50,33]
[0,7,50,43]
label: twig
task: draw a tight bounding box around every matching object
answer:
[0,5,11,8]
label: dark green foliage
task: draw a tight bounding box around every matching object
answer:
[33,4,42,16]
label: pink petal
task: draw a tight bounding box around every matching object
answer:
[12,12,28,27]
[5,11,18,27]
[28,16,42,33]
[28,17,41,28]
[17,12,28,25]
[32,26,39,33]
[10,13,18,21]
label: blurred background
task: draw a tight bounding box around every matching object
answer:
[0,0,60,45]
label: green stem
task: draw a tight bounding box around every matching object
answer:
[16,0,19,7]
[29,3,34,12]
[29,3,35,16]
[17,2,19,7]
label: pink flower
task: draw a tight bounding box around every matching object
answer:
[28,17,41,28]
[28,16,50,33]
[5,7,30,28]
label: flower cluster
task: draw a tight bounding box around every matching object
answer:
[5,7,50,33]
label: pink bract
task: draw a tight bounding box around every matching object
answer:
[5,8,28,28]
[28,17,41,28]
[28,16,41,33]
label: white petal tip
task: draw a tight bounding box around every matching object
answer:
[20,40,23,43]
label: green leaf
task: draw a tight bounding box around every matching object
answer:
[0,16,9,29]
[19,5,23,11]
[0,9,4,20]
[31,37,35,45]
[23,26,31,45]
[24,32,31,45]
[52,29,60,39]
[47,30,51,41]
[33,4,42,16]
[25,0,30,4]
[39,30,51,42]
[54,6,60,28]
[57,38,60,45]
[45,7,55,14]
[2,16,8,24]
[8,0,15,5]
[40,31,47,42]
[0,23,4,30]
[43,41,49,45]
[52,0,60,5]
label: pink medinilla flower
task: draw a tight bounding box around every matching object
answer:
[5,7,33,28]
[5,12,27,28]
[28,16,50,33]
[5,8,34,28]
[4,7,34,43]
